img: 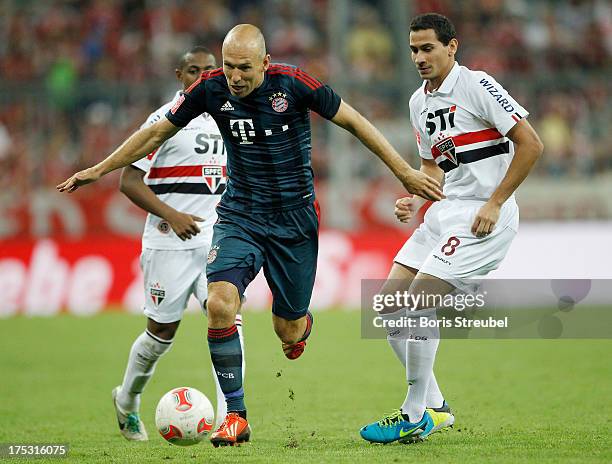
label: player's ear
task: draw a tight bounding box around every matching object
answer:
[262,54,271,71]
[175,69,182,81]
[448,38,458,56]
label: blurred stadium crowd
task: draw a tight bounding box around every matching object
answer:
[1,0,611,197]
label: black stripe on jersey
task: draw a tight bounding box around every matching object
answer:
[438,141,510,173]
[149,183,226,195]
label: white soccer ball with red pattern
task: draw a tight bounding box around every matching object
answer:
[155,387,214,446]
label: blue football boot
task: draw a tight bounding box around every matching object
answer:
[360,409,434,444]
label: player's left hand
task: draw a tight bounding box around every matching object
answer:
[56,166,102,193]
[401,169,444,201]
[471,201,500,237]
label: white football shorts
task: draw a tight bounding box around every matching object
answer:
[394,197,518,291]
[140,246,209,323]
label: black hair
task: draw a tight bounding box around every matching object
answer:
[409,13,456,45]
[177,45,214,69]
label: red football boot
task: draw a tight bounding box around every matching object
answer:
[282,340,306,359]
[210,412,251,447]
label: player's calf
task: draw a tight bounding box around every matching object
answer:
[278,311,313,360]
[115,329,173,417]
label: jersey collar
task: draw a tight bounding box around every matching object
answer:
[422,61,460,96]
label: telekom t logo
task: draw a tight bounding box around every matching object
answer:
[230,119,255,145]
[171,387,193,412]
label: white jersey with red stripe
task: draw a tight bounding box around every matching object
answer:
[410,62,528,200]
[132,91,226,250]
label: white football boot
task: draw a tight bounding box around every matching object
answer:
[112,386,148,441]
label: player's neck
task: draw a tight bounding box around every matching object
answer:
[425,61,454,93]
[254,75,265,91]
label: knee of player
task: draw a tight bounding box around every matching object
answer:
[146,319,179,341]
[206,293,238,321]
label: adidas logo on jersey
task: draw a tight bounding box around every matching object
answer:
[220,101,235,111]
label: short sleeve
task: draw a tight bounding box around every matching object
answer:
[413,124,433,160]
[165,76,207,127]
[293,68,341,120]
[468,72,529,136]
[131,156,151,173]
[409,103,432,160]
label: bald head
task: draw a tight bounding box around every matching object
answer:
[222,24,270,98]
[223,24,266,60]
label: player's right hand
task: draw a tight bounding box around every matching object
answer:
[401,169,444,201]
[56,166,102,193]
[395,196,426,223]
[167,212,203,241]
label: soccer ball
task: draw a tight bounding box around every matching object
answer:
[155,387,215,446]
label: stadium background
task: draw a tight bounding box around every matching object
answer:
[1,2,611,463]
[1,0,611,314]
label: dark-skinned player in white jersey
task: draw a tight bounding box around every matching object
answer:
[111,46,245,442]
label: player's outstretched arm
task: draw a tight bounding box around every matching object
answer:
[119,166,203,241]
[471,119,543,236]
[56,118,180,193]
[331,100,444,201]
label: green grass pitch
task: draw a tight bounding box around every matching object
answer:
[1,310,610,463]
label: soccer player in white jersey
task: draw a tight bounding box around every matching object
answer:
[111,46,245,441]
[360,13,543,444]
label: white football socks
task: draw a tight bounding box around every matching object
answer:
[213,315,245,428]
[117,330,173,412]
[401,310,440,422]
[388,335,444,410]
[425,372,444,409]
[385,309,444,412]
